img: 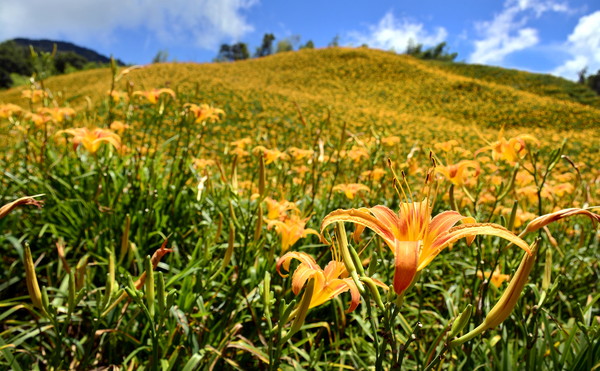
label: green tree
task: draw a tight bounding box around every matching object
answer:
[299,40,315,49]
[152,50,169,64]
[328,35,340,47]
[54,51,88,73]
[276,35,300,53]
[255,33,275,57]
[586,69,600,95]
[0,40,33,87]
[276,40,293,53]
[405,41,457,62]
[217,42,250,61]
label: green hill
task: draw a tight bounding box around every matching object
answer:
[427,60,600,108]
[1,47,598,152]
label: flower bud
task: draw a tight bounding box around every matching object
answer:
[449,304,473,338]
[144,255,155,317]
[24,243,44,313]
[285,279,315,341]
[451,239,539,347]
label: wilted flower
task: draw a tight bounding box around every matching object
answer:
[0,195,44,219]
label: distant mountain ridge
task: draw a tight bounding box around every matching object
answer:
[11,38,125,66]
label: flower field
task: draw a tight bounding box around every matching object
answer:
[0,47,599,370]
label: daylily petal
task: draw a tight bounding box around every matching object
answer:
[523,208,600,234]
[302,228,320,238]
[310,278,348,307]
[370,205,404,239]
[291,264,318,295]
[276,251,320,277]
[393,240,419,295]
[351,224,366,242]
[424,210,474,248]
[322,208,396,247]
[344,278,361,312]
[323,260,347,282]
[419,223,531,270]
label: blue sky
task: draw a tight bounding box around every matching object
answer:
[1,0,599,80]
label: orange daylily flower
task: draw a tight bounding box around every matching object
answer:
[22,89,48,103]
[264,197,299,221]
[322,172,532,295]
[287,147,314,161]
[436,160,480,186]
[184,103,225,124]
[231,137,252,149]
[381,136,401,146]
[107,90,129,102]
[230,146,249,158]
[26,112,52,128]
[477,268,510,288]
[133,88,176,104]
[38,107,76,123]
[475,131,537,163]
[341,147,369,163]
[58,127,121,154]
[192,158,216,171]
[110,120,130,134]
[434,140,459,153]
[253,146,288,164]
[267,214,319,253]
[361,168,386,182]
[332,183,370,200]
[277,252,362,312]
[0,103,24,119]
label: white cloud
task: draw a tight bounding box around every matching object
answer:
[346,11,447,52]
[0,0,258,49]
[469,0,570,65]
[552,11,600,79]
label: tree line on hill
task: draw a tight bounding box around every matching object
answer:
[0,38,123,89]
[213,33,458,63]
[578,68,600,96]
[212,33,600,97]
